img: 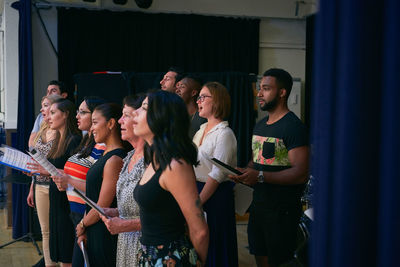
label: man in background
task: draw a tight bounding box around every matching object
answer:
[160,67,184,93]
[175,74,207,138]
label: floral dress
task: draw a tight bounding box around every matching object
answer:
[116,150,145,267]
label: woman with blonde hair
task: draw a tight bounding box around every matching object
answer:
[26,94,62,267]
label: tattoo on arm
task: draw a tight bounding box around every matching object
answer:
[195,198,205,220]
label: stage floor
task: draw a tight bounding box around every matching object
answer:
[0,207,255,267]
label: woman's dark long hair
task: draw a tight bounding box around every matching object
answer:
[94,103,132,151]
[76,96,106,158]
[144,90,198,171]
[48,99,82,159]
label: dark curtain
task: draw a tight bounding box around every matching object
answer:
[11,0,35,239]
[57,8,259,95]
[311,0,399,266]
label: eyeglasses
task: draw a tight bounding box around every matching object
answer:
[76,110,91,115]
[197,95,212,102]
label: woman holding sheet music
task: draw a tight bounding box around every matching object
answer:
[193,82,238,267]
[75,103,126,267]
[133,91,209,266]
[30,98,82,267]
[52,96,106,267]
[26,94,61,267]
[99,94,146,267]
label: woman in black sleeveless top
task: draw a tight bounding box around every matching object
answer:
[133,90,209,266]
[75,103,127,267]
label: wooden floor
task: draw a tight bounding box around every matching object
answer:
[0,207,256,267]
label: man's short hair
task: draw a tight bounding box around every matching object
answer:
[168,67,185,85]
[183,74,203,98]
[48,80,67,94]
[263,68,293,98]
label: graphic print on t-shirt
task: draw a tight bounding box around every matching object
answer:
[252,135,290,166]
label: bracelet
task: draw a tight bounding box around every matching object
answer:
[80,219,86,230]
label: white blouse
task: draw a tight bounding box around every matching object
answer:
[193,121,237,183]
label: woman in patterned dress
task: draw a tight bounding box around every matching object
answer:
[99,94,146,267]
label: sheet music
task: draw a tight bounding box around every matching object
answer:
[234,183,254,216]
[73,188,109,218]
[0,145,35,173]
[28,148,61,176]
[80,241,90,267]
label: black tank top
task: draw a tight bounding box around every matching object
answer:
[134,168,186,245]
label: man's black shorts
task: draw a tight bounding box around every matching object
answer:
[247,203,302,266]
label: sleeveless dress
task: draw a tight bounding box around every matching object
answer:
[116,150,145,267]
[49,135,82,263]
[134,168,199,266]
[85,148,127,267]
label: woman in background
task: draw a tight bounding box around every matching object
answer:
[75,103,126,267]
[133,90,209,266]
[31,98,82,267]
[52,96,106,267]
[193,82,238,267]
[26,94,61,267]
[100,94,146,267]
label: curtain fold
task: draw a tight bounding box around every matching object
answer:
[311,0,399,266]
[10,0,35,239]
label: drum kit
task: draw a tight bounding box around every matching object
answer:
[294,175,314,267]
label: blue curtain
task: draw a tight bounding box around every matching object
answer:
[11,0,34,239]
[311,0,399,266]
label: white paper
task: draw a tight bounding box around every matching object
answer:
[28,148,61,177]
[80,241,90,267]
[0,145,35,173]
[233,183,254,216]
[73,188,109,218]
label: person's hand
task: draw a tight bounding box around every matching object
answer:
[52,171,69,192]
[77,233,87,247]
[229,167,259,186]
[27,162,50,176]
[22,171,33,177]
[76,220,86,237]
[27,187,35,207]
[102,207,119,218]
[99,215,122,235]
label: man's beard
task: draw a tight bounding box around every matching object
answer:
[260,95,279,111]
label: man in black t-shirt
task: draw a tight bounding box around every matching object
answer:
[230,68,309,267]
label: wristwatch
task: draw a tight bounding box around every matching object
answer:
[80,219,86,230]
[258,171,264,183]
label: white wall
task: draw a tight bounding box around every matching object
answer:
[32,7,58,113]
[257,18,306,120]
[1,0,19,129]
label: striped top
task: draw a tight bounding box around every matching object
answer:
[65,143,106,214]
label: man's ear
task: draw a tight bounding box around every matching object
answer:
[191,89,198,98]
[61,92,68,99]
[279,88,287,98]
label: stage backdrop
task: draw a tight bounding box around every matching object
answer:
[58,7,260,97]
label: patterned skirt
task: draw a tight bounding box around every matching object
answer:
[137,235,199,266]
